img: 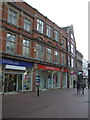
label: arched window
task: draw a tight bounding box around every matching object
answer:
[47,41,53,46]
[38,37,43,41]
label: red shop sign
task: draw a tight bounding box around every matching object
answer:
[37,64,61,71]
[64,68,68,72]
[61,68,68,72]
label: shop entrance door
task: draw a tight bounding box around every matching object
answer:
[17,74,22,91]
[4,73,17,92]
[70,76,73,88]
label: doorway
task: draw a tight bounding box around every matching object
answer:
[3,73,22,92]
[4,73,17,92]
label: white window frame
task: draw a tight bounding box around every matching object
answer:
[24,17,31,32]
[37,19,44,34]
[46,48,52,62]
[6,33,16,54]
[54,51,60,64]
[54,30,60,42]
[36,44,44,60]
[22,39,30,57]
[46,25,53,38]
[8,9,17,25]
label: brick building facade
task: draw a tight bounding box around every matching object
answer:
[0,2,77,93]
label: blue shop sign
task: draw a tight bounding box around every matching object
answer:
[0,58,33,68]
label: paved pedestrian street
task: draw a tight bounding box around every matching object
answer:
[2,88,88,119]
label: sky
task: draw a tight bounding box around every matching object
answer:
[23,0,88,61]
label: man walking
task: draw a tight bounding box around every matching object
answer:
[81,82,86,94]
[76,81,81,94]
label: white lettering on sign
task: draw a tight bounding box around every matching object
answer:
[45,66,55,70]
[3,59,19,66]
[5,65,26,70]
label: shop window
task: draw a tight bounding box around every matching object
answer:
[4,74,17,92]
[23,71,32,91]
[37,19,44,34]
[53,73,60,88]
[8,8,17,25]
[54,51,60,64]
[54,30,60,42]
[22,39,30,57]
[46,48,52,62]
[46,25,53,38]
[24,17,31,32]
[36,44,44,60]
[62,72,67,88]
[6,33,16,54]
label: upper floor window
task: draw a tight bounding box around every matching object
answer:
[24,18,31,32]
[71,58,74,67]
[46,25,53,38]
[71,34,73,39]
[62,38,66,48]
[37,19,44,34]
[71,44,74,53]
[68,56,70,66]
[36,44,44,60]
[46,48,52,62]
[54,30,60,42]
[54,51,60,64]
[68,42,70,52]
[8,9,17,25]
[22,39,30,57]
[6,33,16,54]
[62,53,66,65]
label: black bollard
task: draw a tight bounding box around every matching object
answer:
[37,86,39,96]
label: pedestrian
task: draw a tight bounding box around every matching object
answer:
[73,79,76,88]
[76,81,81,94]
[81,82,86,94]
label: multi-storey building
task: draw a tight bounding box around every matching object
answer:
[82,59,88,85]
[0,2,76,93]
[76,50,83,82]
[76,50,83,71]
[62,25,77,88]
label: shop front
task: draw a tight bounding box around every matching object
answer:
[70,70,77,88]
[61,68,68,88]
[1,58,33,93]
[36,64,61,90]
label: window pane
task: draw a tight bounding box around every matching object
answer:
[54,30,59,41]
[46,48,52,62]
[24,18,31,32]
[37,19,44,34]
[46,25,52,38]
[36,44,44,60]
[6,33,16,54]
[8,9,17,25]
[7,33,11,41]
[11,42,15,54]
[6,42,10,52]
[22,40,30,57]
